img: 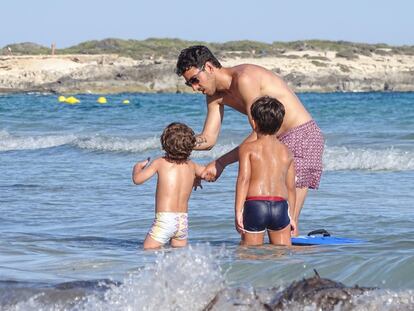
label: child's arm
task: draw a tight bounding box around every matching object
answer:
[234,145,251,234]
[132,157,159,185]
[286,155,297,235]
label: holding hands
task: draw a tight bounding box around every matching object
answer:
[201,159,224,182]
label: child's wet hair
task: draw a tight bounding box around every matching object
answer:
[250,96,285,134]
[160,122,196,163]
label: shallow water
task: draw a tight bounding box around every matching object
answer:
[0,92,413,309]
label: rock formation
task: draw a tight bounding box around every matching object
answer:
[1,49,413,93]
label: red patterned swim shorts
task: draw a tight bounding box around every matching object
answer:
[278,120,324,189]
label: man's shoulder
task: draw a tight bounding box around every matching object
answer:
[233,64,270,85]
[233,64,270,76]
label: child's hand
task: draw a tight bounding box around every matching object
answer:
[136,157,150,170]
[235,211,244,234]
[290,219,298,237]
[193,177,203,191]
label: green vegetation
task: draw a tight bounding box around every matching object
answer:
[311,60,328,67]
[336,50,359,60]
[2,38,414,58]
[63,38,206,59]
[338,64,351,73]
[1,42,50,55]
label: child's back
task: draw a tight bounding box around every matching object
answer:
[244,136,292,199]
[154,157,199,213]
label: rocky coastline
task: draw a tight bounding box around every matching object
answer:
[1,50,413,94]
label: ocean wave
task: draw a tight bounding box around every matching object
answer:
[0,130,235,156]
[197,145,414,171]
[324,146,414,171]
[81,245,225,310]
[1,131,413,171]
[0,130,159,153]
[3,245,225,311]
[74,136,159,153]
[0,130,76,151]
[2,246,413,310]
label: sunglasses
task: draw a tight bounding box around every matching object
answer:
[185,66,205,87]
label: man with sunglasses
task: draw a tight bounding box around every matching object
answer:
[176,45,324,236]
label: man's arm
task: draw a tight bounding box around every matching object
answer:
[132,158,159,185]
[201,130,257,181]
[192,162,206,191]
[194,96,224,150]
[201,72,260,180]
[234,145,251,233]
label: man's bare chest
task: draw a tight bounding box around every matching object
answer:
[222,94,247,115]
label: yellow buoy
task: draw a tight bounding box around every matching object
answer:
[58,95,66,102]
[97,97,107,104]
[65,96,80,104]
[122,99,130,104]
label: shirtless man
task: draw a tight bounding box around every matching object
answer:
[176,46,324,235]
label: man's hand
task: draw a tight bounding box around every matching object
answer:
[235,211,244,234]
[193,177,203,191]
[201,160,224,182]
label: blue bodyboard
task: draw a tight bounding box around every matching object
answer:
[291,229,364,246]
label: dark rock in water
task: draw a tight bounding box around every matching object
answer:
[0,279,120,310]
[203,271,376,311]
[266,271,376,310]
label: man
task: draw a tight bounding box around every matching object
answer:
[176,45,324,235]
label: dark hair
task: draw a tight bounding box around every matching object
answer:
[250,96,285,135]
[160,122,196,163]
[176,45,222,76]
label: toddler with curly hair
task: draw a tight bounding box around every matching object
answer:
[132,122,205,249]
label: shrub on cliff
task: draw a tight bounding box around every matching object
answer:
[336,50,359,60]
[2,42,50,55]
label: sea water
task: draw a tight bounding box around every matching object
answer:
[0,92,413,310]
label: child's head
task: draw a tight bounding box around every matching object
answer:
[160,122,196,163]
[250,96,285,135]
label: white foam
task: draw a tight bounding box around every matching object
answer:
[0,130,160,153]
[1,130,413,171]
[350,290,414,311]
[81,245,225,310]
[193,143,414,171]
[5,245,414,310]
[75,136,160,153]
[323,146,414,171]
[0,130,76,151]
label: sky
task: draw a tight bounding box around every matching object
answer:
[2,0,413,48]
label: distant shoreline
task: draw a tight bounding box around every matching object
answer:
[1,38,414,93]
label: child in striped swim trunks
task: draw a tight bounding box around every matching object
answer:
[132,122,205,250]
